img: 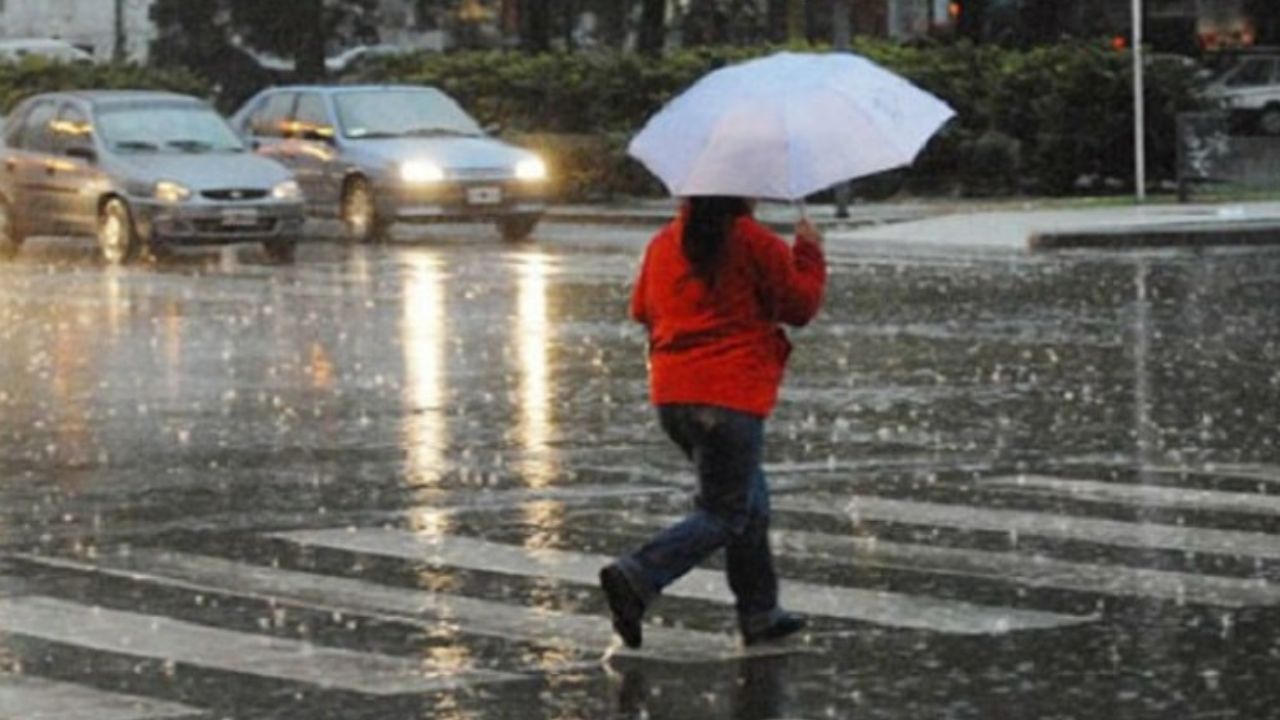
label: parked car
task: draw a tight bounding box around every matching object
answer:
[0,38,95,64]
[231,85,549,242]
[1202,52,1280,134]
[0,91,305,264]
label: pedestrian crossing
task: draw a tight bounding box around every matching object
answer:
[0,673,201,720]
[2,468,1280,717]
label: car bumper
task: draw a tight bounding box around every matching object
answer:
[376,180,549,222]
[133,199,306,245]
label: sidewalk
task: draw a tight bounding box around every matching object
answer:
[547,198,1280,253]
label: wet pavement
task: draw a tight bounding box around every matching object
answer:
[1,221,1279,719]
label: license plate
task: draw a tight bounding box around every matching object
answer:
[221,208,260,227]
[467,186,502,205]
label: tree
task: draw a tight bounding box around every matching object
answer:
[787,0,806,42]
[151,0,379,88]
[638,0,666,55]
[1246,0,1280,45]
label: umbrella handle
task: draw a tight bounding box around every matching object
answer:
[793,200,808,221]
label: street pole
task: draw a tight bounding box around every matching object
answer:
[832,0,852,219]
[1132,0,1146,202]
[113,0,126,63]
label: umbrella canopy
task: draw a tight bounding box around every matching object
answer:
[628,51,956,200]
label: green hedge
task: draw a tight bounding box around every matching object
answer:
[0,47,1207,201]
[0,59,208,114]
[356,41,1211,199]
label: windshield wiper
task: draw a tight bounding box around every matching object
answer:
[114,140,159,151]
[165,139,215,152]
[404,127,479,138]
[347,131,403,139]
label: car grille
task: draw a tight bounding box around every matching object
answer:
[202,188,269,201]
[447,167,511,181]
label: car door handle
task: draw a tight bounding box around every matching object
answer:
[44,163,57,175]
[3,159,15,173]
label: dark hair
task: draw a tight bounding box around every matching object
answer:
[682,196,750,287]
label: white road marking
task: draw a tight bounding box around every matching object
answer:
[15,550,789,664]
[776,494,1280,561]
[0,673,201,720]
[272,528,1093,635]
[0,596,519,696]
[983,474,1280,516]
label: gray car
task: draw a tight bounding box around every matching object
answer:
[0,90,305,264]
[231,85,549,243]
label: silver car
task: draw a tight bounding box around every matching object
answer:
[0,91,305,264]
[231,85,550,243]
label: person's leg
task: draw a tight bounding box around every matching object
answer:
[725,464,778,622]
[616,405,758,599]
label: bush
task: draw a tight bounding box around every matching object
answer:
[353,42,1208,201]
[0,59,209,113]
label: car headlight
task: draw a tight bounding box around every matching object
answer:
[401,160,446,183]
[515,157,548,182]
[154,180,192,203]
[272,179,302,200]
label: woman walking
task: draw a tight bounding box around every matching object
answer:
[599,196,826,648]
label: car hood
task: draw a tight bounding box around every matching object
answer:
[114,152,293,190]
[352,136,536,173]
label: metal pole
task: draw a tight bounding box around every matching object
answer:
[833,0,852,219]
[113,0,128,62]
[1132,0,1146,202]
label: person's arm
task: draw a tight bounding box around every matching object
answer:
[630,243,653,327]
[752,218,826,327]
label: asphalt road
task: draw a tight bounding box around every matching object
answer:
[1,220,1279,719]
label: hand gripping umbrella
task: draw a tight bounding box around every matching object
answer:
[628,51,955,202]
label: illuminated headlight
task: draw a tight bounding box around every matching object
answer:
[401,160,446,183]
[272,179,302,200]
[154,180,192,203]
[515,157,547,182]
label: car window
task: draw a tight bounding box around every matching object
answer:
[250,92,296,138]
[2,103,32,148]
[1225,58,1277,87]
[18,101,58,153]
[293,93,335,139]
[51,104,94,154]
[97,101,244,154]
[333,89,483,139]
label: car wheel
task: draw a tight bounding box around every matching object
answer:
[1260,106,1280,135]
[341,177,387,243]
[0,199,22,261]
[498,214,540,243]
[98,198,139,266]
[262,237,297,264]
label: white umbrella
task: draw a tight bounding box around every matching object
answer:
[628,51,956,201]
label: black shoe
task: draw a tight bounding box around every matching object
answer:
[600,564,645,649]
[742,612,806,646]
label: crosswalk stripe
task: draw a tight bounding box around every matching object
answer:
[14,551,789,664]
[775,494,1280,561]
[983,474,1280,517]
[778,526,1274,608]
[0,596,520,696]
[636,515,1280,608]
[1147,464,1280,485]
[0,673,201,720]
[272,528,1093,635]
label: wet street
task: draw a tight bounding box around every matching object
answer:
[1,221,1280,720]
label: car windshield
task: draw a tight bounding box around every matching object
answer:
[96,102,245,153]
[334,90,484,139]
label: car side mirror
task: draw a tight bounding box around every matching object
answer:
[484,123,502,136]
[302,126,336,144]
[65,146,96,164]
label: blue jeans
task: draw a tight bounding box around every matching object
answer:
[615,404,781,630]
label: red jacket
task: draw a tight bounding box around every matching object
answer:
[630,211,826,417]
